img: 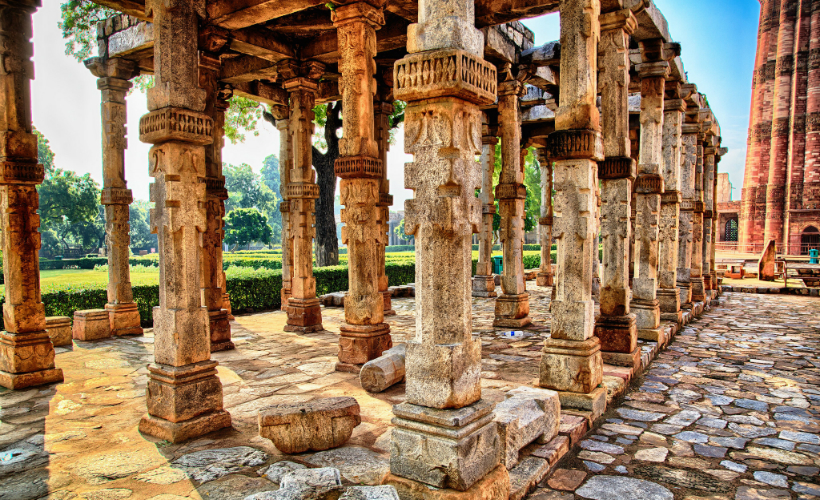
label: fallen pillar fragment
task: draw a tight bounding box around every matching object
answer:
[494,386,561,469]
[259,397,361,454]
[360,343,405,393]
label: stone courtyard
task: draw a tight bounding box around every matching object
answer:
[2,288,818,500]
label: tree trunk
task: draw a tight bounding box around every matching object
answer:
[313,102,341,267]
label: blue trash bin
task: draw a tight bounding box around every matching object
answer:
[492,255,503,274]
[810,248,819,264]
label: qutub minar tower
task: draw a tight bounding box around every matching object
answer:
[741,0,820,254]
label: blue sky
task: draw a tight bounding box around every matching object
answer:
[31,1,759,205]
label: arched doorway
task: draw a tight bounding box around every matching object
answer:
[801,226,820,255]
[724,218,738,242]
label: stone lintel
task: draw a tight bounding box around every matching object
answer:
[393,49,497,106]
[101,187,134,205]
[663,98,686,112]
[599,9,637,34]
[681,123,700,135]
[139,107,214,145]
[547,130,604,161]
[636,61,670,79]
[335,155,384,179]
[598,156,636,180]
[330,1,385,27]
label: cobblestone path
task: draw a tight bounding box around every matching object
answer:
[531,292,820,500]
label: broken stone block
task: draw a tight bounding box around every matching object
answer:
[339,486,400,500]
[258,461,307,483]
[247,467,343,500]
[259,397,361,454]
[360,344,405,393]
[45,316,72,346]
[493,387,560,469]
[72,309,112,341]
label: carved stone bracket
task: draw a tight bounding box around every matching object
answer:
[286,182,320,199]
[394,49,497,105]
[0,161,44,185]
[482,204,496,215]
[598,156,636,180]
[539,215,553,226]
[101,187,134,205]
[495,182,527,200]
[547,130,604,161]
[660,190,682,204]
[279,201,290,213]
[634,173,663,194]
[378,192,393,206]
[204,177,229,200]
[139,107,214,145]
[680,199,695,211]
[334,156,384,179]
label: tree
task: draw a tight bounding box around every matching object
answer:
[130,200,157,251]
[223,163,278,215]
[35,128,55,174]
[224,208,272,250]
[260,154,282,243]
[491,144,540,244]
[311,102,342,267]
[393,217,413,244]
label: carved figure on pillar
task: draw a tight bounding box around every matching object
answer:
[539,0,607,417]
[281,59,325,333]
[374,90,396,315]
[384,0,508,496]
[473,121,498,297]
[536,148,554,287]
[332,2,391,369]
[85,56,143,338]
[137,0,230,442]
[0,0,64,390]
[595,7,638,369]
[494,68,531,327]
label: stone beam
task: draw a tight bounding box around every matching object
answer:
[220,55,279,84]
[107,21,153,58]
[520,41,560,66]
[230,81,288,106]
[632,0,671,42]
[93,0,150,21]
[474,0,560,27]
[300,18,410,62]
[207,0,327,30]
[230,26,296,61]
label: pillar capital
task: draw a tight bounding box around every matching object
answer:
[599,8,637,34]
[331,1,385,27]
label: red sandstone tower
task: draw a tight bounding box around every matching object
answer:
[740,0,820,255]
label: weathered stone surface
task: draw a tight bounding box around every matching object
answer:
[172,446,267,484]
[305,446,389,485]
[575,476,673,500]
[258,461,307,483]
[72,309,112,341]
[247,467,343,500]
[360,343,405,393]
[384,464,510,500]
[259,397,361,454]
[45,317,72,347]
[540,338,603,394]
[493,386,560,468]
[508,456,549,500]
[339,486,400,500]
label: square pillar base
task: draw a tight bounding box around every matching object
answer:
[209,309,234,352]
[691,278,706,302]
[382,290,396,316]
[536,272,554,287]
[384,465,510,500]
[223,293,234,320]
[657,288,680,321]
[0,367,64,390]
[45,316,73,347]
[631,299,660,331]
[539,337,603,393]
[472,275,497,298]
[601,347,641,369]
[557,386,607,419]
[338,323,392,365]
[677,282,692,308]
[139,410,231,443]
[106,302,143,336]
[72,309,112,341]
[638,327,667,346]
[595,314,637,353]
[284,298,323,333]
[0,330,64,389]
[493,293,531,328]
[280,288,292,312]
[390,399,502,491]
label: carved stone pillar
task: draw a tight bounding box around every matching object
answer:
[374,98,396,314]
[494,76,530,327]
[473,131,498,296]
[595,9,637,368]
[658,83,685,323]
[0,0,64,390]
[703,145,716,294]
[87,57,143,337]
[691,135,706,302]
[678,121,698,308]
[282,60,324,333]
[332,2,391,368]
[539,0,606,416]
[631,40,672,342]
[200,52,233,352]
[276,116,292,310]
[385,0,507,495]
[137,0,230,442]
[536,148,554,287]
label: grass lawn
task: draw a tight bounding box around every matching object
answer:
[38,269,160,291]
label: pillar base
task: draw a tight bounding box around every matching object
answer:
[383,465,510,500]
[595,314,637,353]
[535,272,554,287]
[557,386,607,419]
[382,290,396,316]
[209,309,234,352]
[601,347,641,369]
[677,282,692,309]
[539,337,603,393]
[638,327,667,346]
[223,293,235,320]
[284,297,323,333]
[657,288,681,323]
[0,330,63,389]
[471,275,497,297]
[139,410,231,444]
[493,293,531,328]
[280,288,292,312]
[703,274,713,291]
[631,298,660,331]
[338,323,392,365]
[45,316,73,347]
[691,277,706,302]
[390,399,501,491]
[72,309,112,341]
[106,302,143,336]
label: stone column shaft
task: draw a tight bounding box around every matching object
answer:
[473,134,498,296]
[539,0,606,413]
[678,125,698,308]
[691,138,706,302]
[137,0,230,442]
[595,9,637,367]
[374,99,396,314]
[386,0,507,494]
[276,118,292,309]
[494,78,530,327]
[703,148,716,293]
[658,91,685,323]
[0,0,63,390]
[536,149,554,287]
[333,3,391,366]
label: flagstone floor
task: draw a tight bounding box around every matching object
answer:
[0,289,818,500]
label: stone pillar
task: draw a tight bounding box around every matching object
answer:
[200,52,233,352]
[658,83,685,323]
[374,97,396,314]
[536,148,554,287]
[473,131,498,296]
[280,61,325,333]
[702,146,716,294]
[539,0,606,415]
[87,57,143,337]
[631,40,671,342]
[678,122,698,308]
[332,2,391,367]
[595,8,638,368]
[137,0,230,442]
[494,76,531,328]
[276,116,292,310]
[386,0,507,494]
[0,0,64,390]
[691,134,706,302]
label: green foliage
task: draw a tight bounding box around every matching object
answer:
[393,218,414,244]
[224,162,279,215]
[34,128,55,174]
[58,0,114,61]
[224,208,273,249]
[388,101,407,144]
[523,147,541,233]
[224,97,265,144]
[130,200,156,251]
[260,154,282,243]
